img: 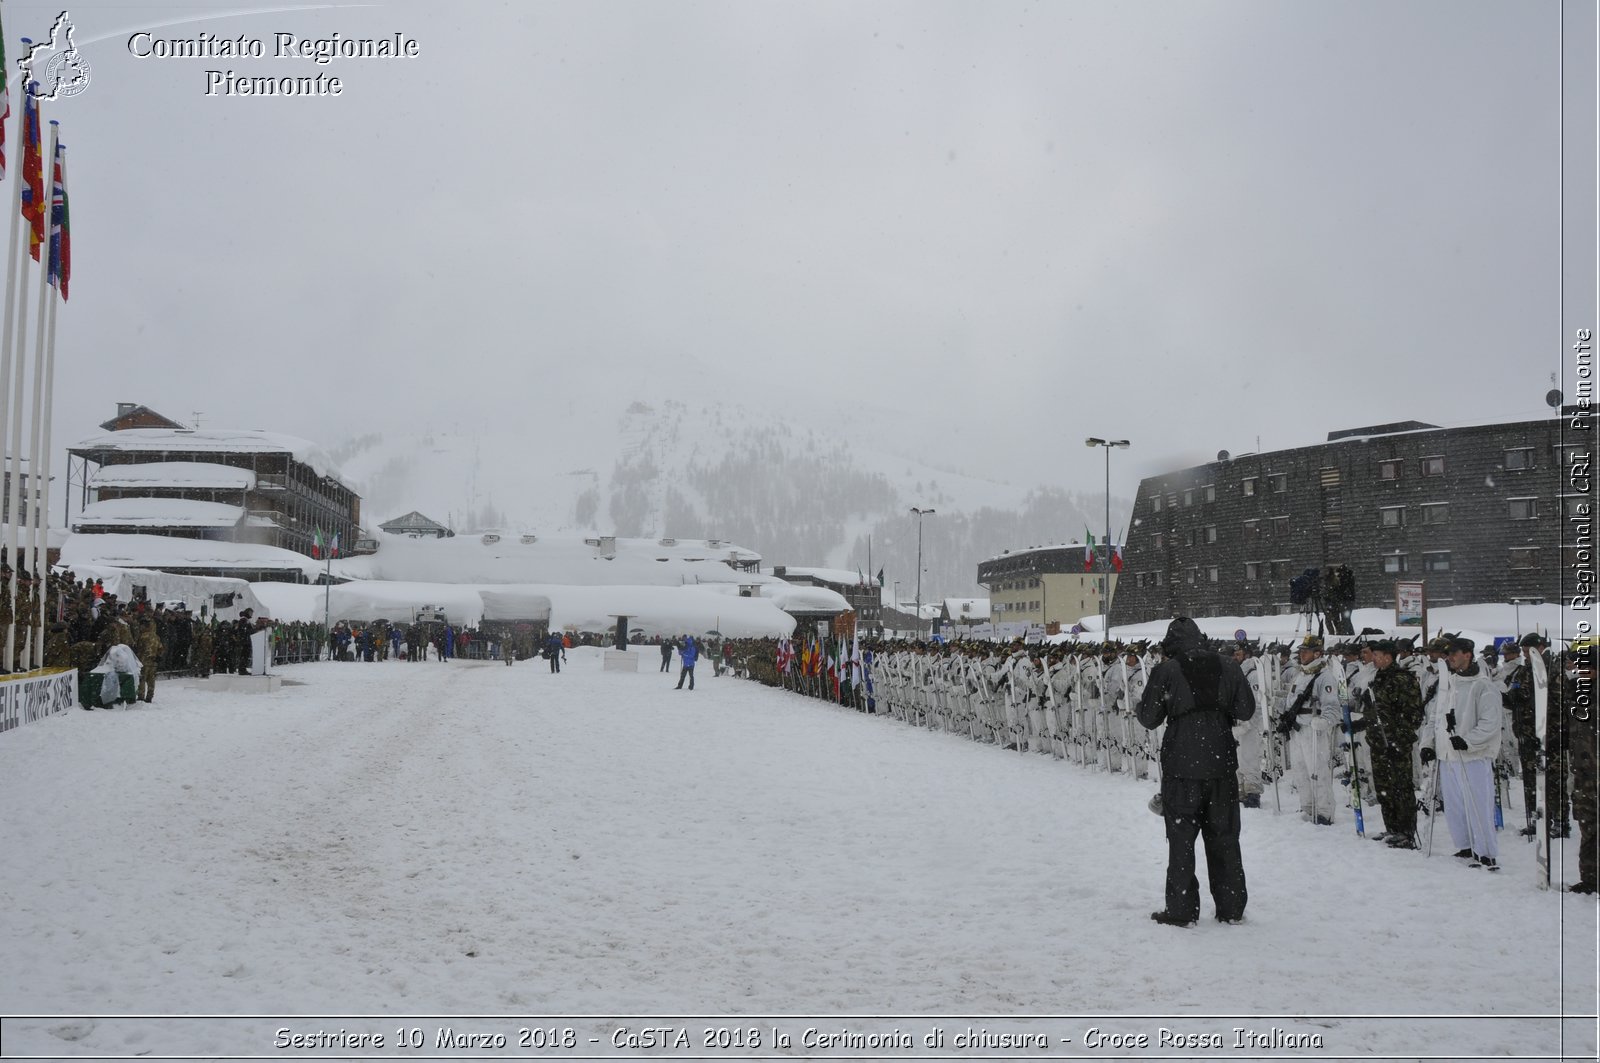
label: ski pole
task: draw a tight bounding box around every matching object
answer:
[1423,757,1441,857]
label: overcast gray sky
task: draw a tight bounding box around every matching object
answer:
[15,0,1581,495]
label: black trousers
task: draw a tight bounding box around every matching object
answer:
[1161,774,1247,922]
[676,664,695,690]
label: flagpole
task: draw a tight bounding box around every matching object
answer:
[0,41,26,588]
[4,84,38,672]
[22,120,55,668]
[33,139,61,665]
[323,540,331,656]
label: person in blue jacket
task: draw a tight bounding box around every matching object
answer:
[675,635,698,690]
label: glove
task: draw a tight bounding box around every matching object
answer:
[1445,710,1457,732]
[1346,717,1368,733]
[1450,735,1469,752]
[1420,747,1437,763]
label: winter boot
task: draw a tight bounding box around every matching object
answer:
[1150,910,1196,928]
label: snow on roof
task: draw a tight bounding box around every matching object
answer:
[328,531,764,587]
[59,532,321,578]
[89,461,256,491]
[75,498,248,529]
[266,580,802,637]
[69,428,344,481]
[378,510,450,532]
[770,565,874,587]
[980,543,1088,565]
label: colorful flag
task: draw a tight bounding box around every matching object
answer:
[48,141,69,299]
[875,567,884,586]
[20,88,42,261]
[1083,529,1095,572]
[331,532,341,558]
[0,21,9,182]
[311,528,324,559]
[1111,536,1124,573]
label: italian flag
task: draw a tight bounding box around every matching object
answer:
[1083,529,1095,572]
[311,528,325,559]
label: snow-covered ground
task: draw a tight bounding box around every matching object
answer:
[1,648,1593,1059]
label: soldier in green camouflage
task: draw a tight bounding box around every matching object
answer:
[192,620,215,677]
[14,571,36,669]
[1364,640,1425,848]
[134,612,164,701]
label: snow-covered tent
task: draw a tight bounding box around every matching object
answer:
[55,563,266,622]
[478,589,553,623]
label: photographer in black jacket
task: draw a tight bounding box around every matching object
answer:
[1137,617,1257,927]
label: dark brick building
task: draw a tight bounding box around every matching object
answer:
[1109,416,1576,624]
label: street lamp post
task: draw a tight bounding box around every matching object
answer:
[1084,438,1130,638]
[911,507,935,634]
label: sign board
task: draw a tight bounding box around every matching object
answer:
[1395,580,1427,637]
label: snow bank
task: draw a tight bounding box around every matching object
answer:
[264,580,798,637]
[330,531,767,587]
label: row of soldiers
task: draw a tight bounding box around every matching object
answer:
[41,575,273,706]
[731,629,1596,890]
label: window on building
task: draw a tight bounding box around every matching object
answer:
[1421,503,1449,525]
[1379,506,1406,528]
[1154,570,1165,586]
[1421,456,1445,476]
[1271,515,1290,537]
[1187,568,1198,585]
[1152,532,1165,550]
[1243,520,1261,542]
[1184,529,1195,547]
[1242,477,1257,496]
[1504,447,1534,471]
[1378,459,1401,482]
[1204,485,1216,503]
[1245,561,1260,581]
[1183,489,1194,507]
[1269,472,1288,493]
[1509,547,1540,570]
[1381,553,1410,574]
[1207,566,1219,583]
[1204,525,1218,544]
[1152,494,1163,513]
[1508,498,1537,520]
[1423,552,1451,573]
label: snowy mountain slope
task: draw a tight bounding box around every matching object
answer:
[331,388,1130,599]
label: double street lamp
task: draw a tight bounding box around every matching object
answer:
[1085,437,1130,637]
[910,506,935,633]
